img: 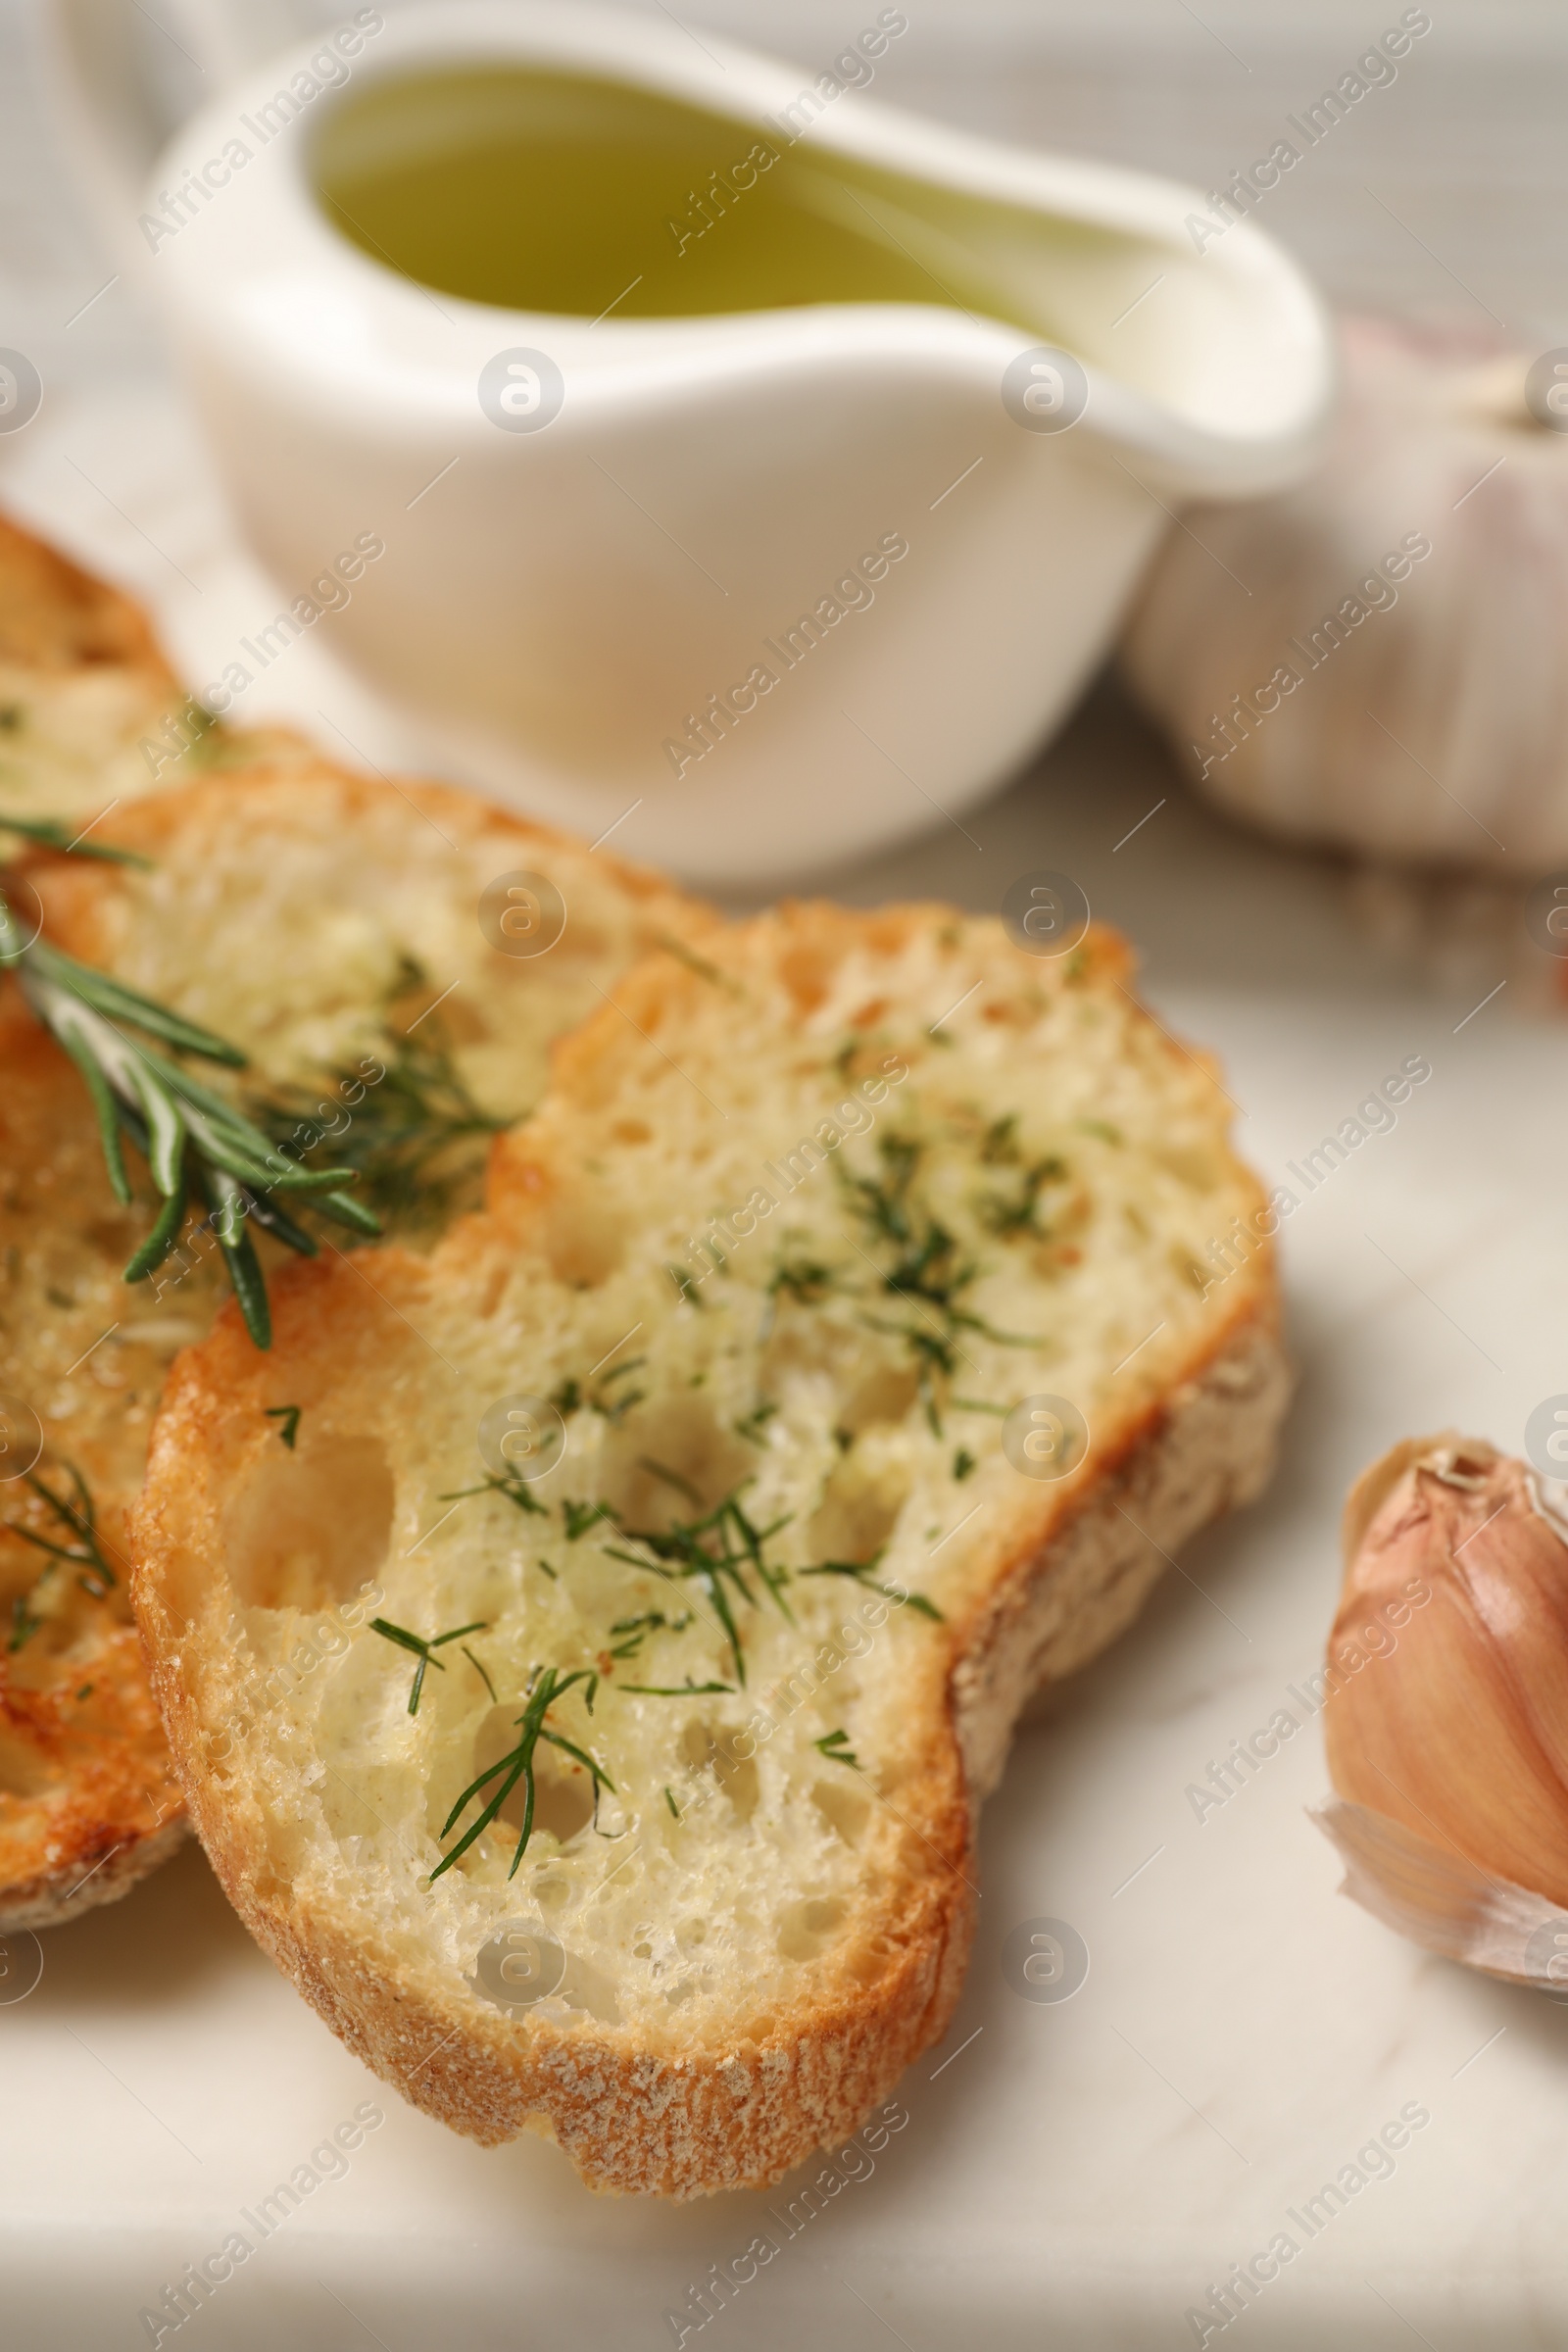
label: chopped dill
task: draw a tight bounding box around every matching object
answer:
[536,1559,559,1581]
[638,1457,702,1506]
[604,1484,795,1686]
[550,1356,647,1426]
[442,1472,549,1520]
[370,1616,489,1715]
[265,1403,302,1449]
[664,1785,681,1819]
[980,1114,1019,1165]
[734,1399,777,1445]
[608,1608,691,1659]
[9,1592,42,1651]
[979,1153,1064,1239]
[431,1664,612,1883]
[768,1256,839,1305]
[842,1132,1041,1432]
[667,1263,707,1307]
[619,1680,736,1696]
[561,1497,615,1543]
[1077,1117,1122,1145]
[256,965,508,1230]
[952,1448,977,1481]
[814,1727,862,1771]
[799,1556,945,1622]
[463,1644,498,1703]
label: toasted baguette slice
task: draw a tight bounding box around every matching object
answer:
[0,760,709,1931]
[0,507,315,825]
[132,904,1289,2195]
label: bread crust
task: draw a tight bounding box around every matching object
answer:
[131,903,1289,2195]
[0,510,175,674]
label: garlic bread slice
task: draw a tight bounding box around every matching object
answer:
[132,903,1288,2192]
[0,506,308,827]
[0,760,709,1928]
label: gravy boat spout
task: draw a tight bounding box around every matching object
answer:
[143,0,1332,883]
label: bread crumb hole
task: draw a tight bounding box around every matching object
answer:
[838,1361,919,1436]
[777,1895,847,1961]
[540,1195,623,1288]
[222,1434,392,1609]
[808,1459,909,1564]
[0,1730,53,1799]
[681,1720,760,1823]
[811,1778,869,1844]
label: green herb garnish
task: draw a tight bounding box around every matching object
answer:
[979,1150,1065,1240]
[0,874,377,1349]
[442,1472,549,1520]
[843,1131,1040,1431]
[798,1555,945,1622]
[814,1728,862,1770]
[561,1497,615,1542]
[0,814,150,866]
[6,1460,116,1598]
[550,1357,648,1426]
[430,1664,612,1882]
[370,1615,489,1715]
[256,964,507,1232]
[608,1608,691,1659]
[8,1593,42,1651]
[604,1484,795,1686]
[619,1680,736,1696]
[265,1404,302,1449]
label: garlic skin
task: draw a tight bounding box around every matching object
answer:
[1120,317,1568,875]
[1316,1434,1568,1981]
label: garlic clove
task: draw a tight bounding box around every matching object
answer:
[1311,1796,1568,1990]
[1320,1434,1568,1961]
[1120,315,1568,875]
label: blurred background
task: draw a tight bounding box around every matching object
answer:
[4,0,1565,968]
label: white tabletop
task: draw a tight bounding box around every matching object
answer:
[3,8,1564,2345]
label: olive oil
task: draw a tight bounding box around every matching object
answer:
[314,66,1059,329]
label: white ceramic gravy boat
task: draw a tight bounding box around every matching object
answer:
[56,1,1332,883]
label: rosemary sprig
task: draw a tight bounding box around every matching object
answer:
[370,1615,489,1715]
[0,814,151,866]
[430,1664,612,1882]
[6,1461,116,1597]
[0,878,379,1348]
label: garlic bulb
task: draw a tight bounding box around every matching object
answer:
[1121,316,1568,874]
[1314,1433,1568,1985]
